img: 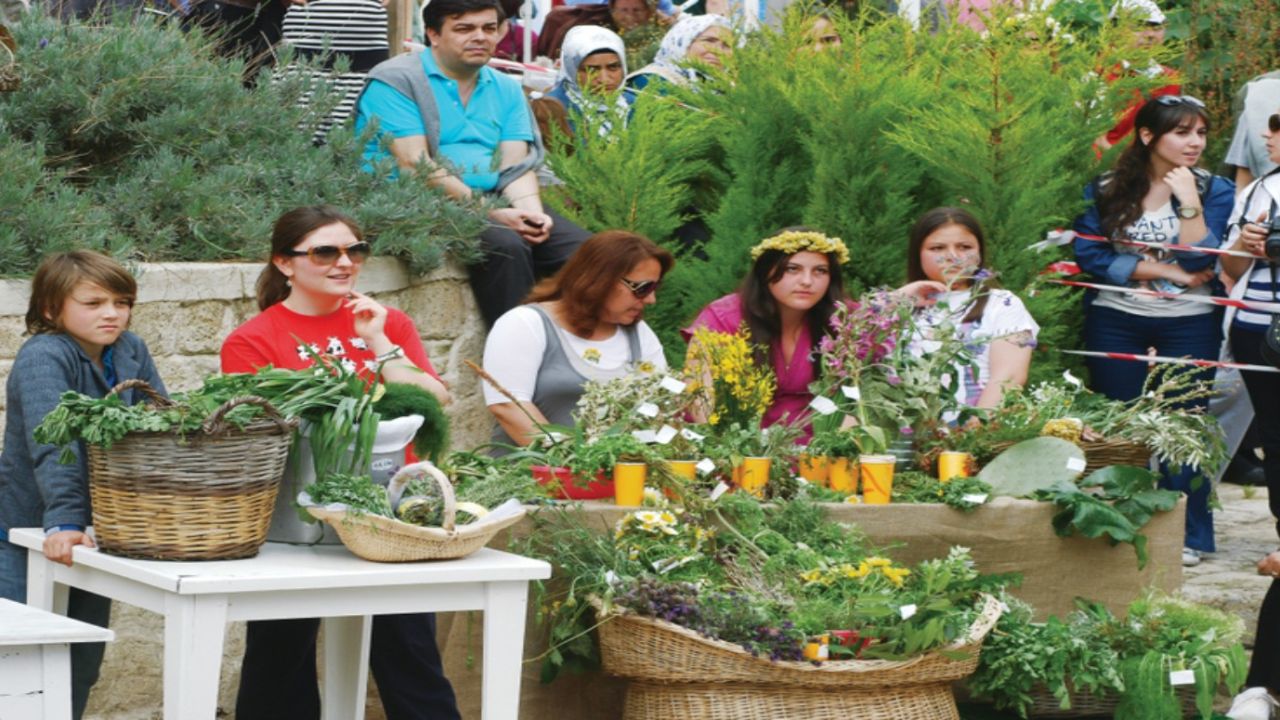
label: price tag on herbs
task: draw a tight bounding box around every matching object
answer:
[899,604,917,620]
[809,396,838,415]
[659,376,687,394]
[636,402,660,418]
[710,482,730,500]
[1169,670,1196,686]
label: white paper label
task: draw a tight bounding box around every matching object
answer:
[680,428,705,442]
[841,385,861,401]
[604,570,619,584]
[655,425,678,445]
[1066,457,1087,472]
[899,604,918,620]
[1169,670,1195,686]
[710,482,730,500]
[962,494,989,504]
[636,402,660,418]
[813,644,829,660]
[809,396,839,415]
[795,476,810,486]
[631,429,658,444]
[660,376,687,394]
[696,458,716,475]
[653,556,696,575]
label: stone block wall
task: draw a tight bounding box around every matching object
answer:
[0,259,490,719]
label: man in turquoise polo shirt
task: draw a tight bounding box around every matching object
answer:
[356,0,590,326]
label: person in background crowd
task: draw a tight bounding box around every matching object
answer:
[1225,71,1280,189]
[624,13,731,98]
[537,25,628,141]
[183,0,289,81]
[536,0,660,60]
[1220,105,1280,720]
[221,205,455,720]
[1094,0,1178,154]
[900,207,1038,412]
[1072,95,1236,567]
[355,0,590,327]
[683,228,849,439]
[494,0,537,60]
[803,8,841,51]
[0,251,166,720]
[482,231,671,447]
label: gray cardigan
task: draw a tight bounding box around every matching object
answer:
[0,332,165,536]
[361,50,545,193]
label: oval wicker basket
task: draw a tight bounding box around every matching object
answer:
[990,437,1151,475]
[307,461,526,562]
[87,380,297,561]
[1024,681,1199,718]
[596,594,1003,720]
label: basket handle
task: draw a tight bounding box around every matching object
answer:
[388,461,458,531]
[107,379,174,408]
[202,395,295,435]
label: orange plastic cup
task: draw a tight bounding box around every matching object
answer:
[859,455,896,504]
[938,451,971,483]
[613,463,647,506]
[738,456,771,498]
[798,454,830,487]
[827,457,856,493]
[664,459,698,500]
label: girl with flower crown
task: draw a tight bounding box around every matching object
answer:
[900,207,1039,412]
[682,227,850,436]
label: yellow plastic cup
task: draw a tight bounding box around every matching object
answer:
[827,457,856,493]
[798,454,830,487]
[664,459,698,500]
[860,455,896,504]
[738,456,771,498]
[802,634,830,661]
[613,463,647,506]
[938,451,971,483]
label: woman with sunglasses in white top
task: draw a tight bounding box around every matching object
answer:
[1071,95,1236,567]
[482,230,672,447]
[220,205,456,720]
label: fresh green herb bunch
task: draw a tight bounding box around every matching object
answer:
[892,471,992,511]
[305,472,393,517]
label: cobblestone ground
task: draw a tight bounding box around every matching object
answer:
[1185,481,1276,647]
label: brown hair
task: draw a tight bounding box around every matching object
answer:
[526,230,674,335]
[906,207,999,324]
[26,251,137,335]
[256,205,364,311]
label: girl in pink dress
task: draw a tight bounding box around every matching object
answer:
[682,227,849,438]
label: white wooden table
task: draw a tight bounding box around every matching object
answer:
[9,528,551,720]
[0,597,114,720]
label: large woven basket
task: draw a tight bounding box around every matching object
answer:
[87,380,297,561]
[597,594,1003,720]
[307,461,526,562]
[1025,681,1199,717]
[990,437,1151,474]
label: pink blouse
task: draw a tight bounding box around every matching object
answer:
[683,294,817,439]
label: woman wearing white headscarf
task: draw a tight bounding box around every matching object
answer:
[624,13,732,98]
[543,25,630,138]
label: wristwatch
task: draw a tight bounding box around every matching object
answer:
[1176,205,1202,220]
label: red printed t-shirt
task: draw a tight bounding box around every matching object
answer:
[220,302,440,380]
[682,293,816,439]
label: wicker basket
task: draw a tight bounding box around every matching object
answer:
[596,594,1003,720]
[990,437,1151,474]
[1025,681,1199,718]
[307,461,526,562]
[0,25,18,93]
[87,380,297,561]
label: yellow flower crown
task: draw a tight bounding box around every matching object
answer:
[749,231,850,266]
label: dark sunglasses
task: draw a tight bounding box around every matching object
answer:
[1270,113,1280,134]
[620,277,660,299]
[282,242,372,265]
[1153,94,1206,110]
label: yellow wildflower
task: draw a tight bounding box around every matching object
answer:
[882,567,912,588]
[866,556,892,568]
[749,230,851,265]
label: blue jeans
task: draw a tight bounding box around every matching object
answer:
[0,539,112,720]
[1082,304,1221,552]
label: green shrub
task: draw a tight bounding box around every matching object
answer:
[0,13,484,278]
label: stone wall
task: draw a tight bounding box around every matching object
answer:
[0,259,491,719]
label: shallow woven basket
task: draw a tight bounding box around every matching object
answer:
[991,437,1151,474]
[307,461,526,562]
[1025,681,1199,718]
[87,380,297,561]
[597,594,1003,720]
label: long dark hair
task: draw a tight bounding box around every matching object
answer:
[1098,98,1209,237]
[256,205,364,311]
[526,230,674,335]
[738,226,847,370]
[906,207,998,324]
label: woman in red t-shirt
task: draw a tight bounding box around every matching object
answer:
[220,205,458,720]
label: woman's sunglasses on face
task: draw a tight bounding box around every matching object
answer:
[1153,94,1206,110]
[620,277,660,299]
[282,242,373,265]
